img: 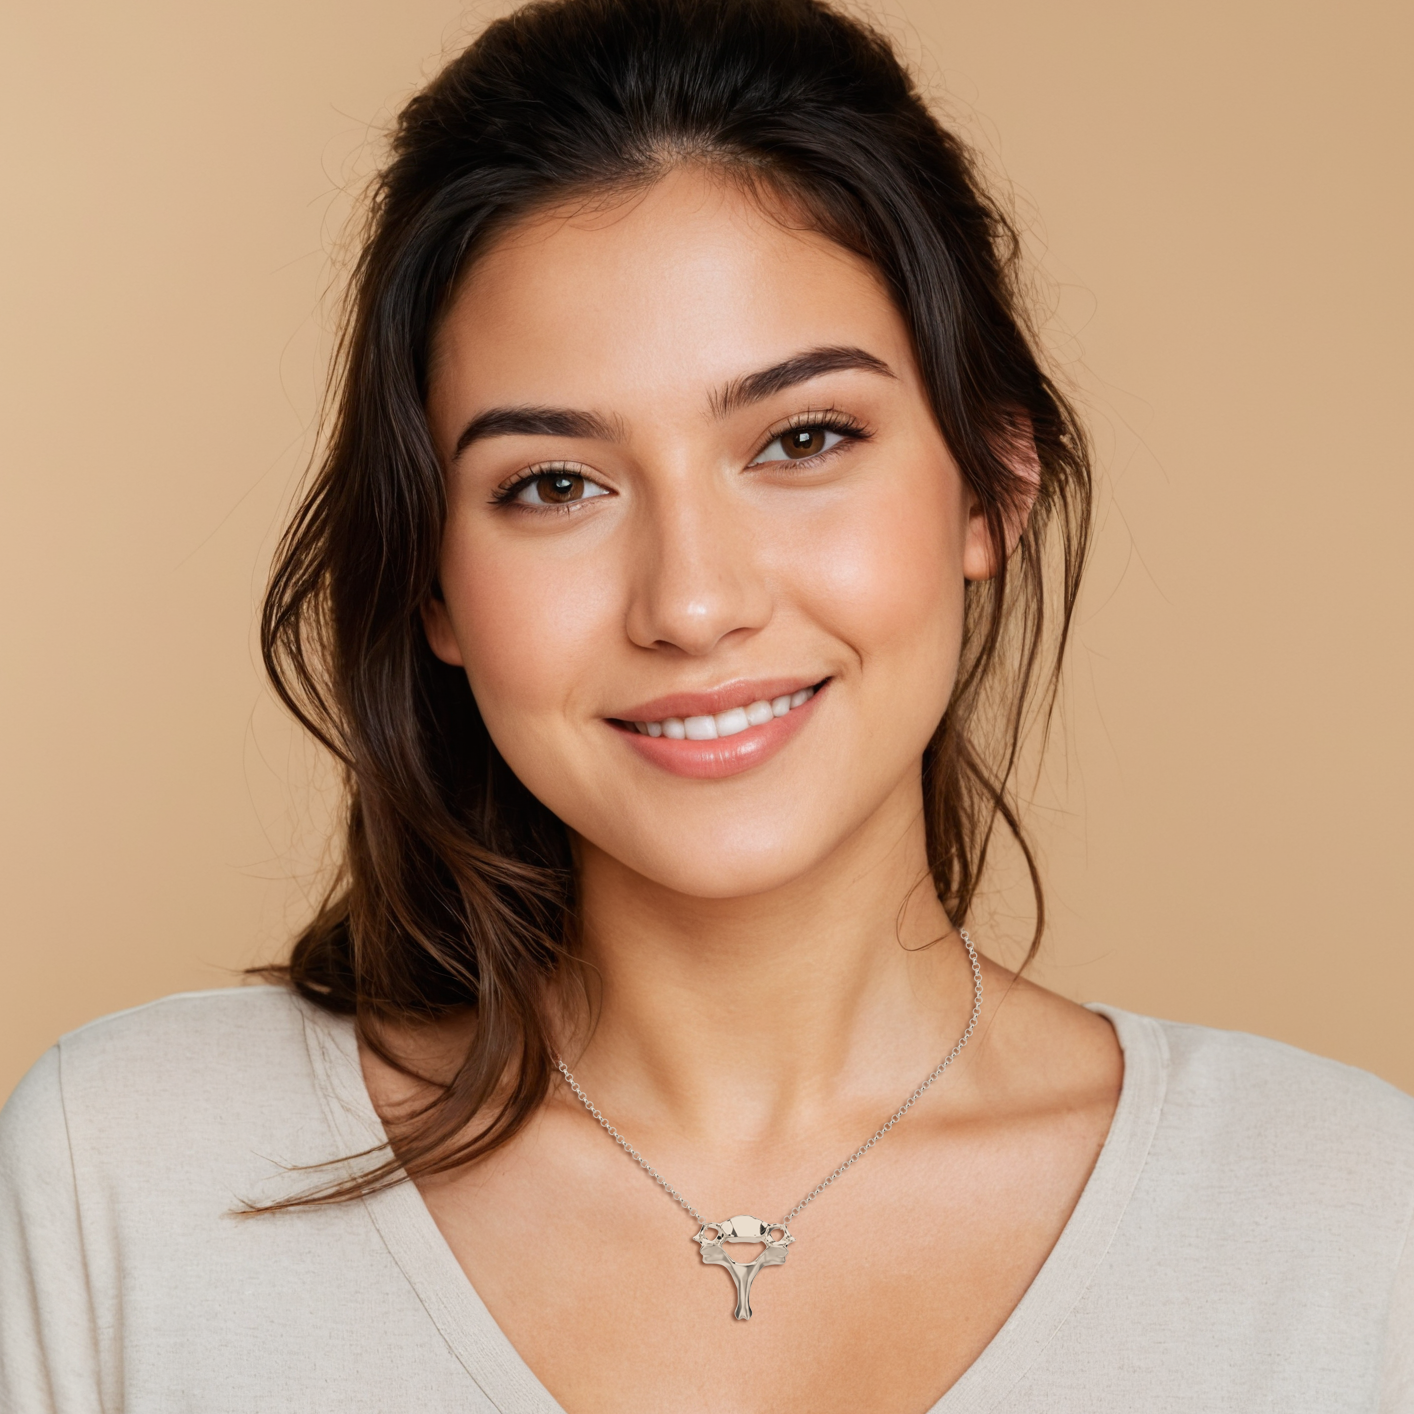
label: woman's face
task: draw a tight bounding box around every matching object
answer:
[424,166,995,899]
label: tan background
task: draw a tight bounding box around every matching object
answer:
[2,0,1409,1103]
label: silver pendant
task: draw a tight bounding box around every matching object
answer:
[693,1216,793,1320]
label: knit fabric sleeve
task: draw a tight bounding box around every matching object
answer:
[0,1046,104,1414]
[1384,1198,1414,1413]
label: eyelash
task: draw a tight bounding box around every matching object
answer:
[490,462,598,509]
[489,409,871,510]
[750,408,871,465]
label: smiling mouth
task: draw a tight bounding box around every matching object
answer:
[613,681,826,740]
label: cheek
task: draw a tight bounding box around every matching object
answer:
[793,453,967,702]
[438,513,619,732]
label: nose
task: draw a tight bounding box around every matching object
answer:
[623,471,773,656]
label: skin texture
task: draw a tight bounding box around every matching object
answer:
[367,166,1123,1414]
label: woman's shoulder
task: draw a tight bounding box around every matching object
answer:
[1151,1009,1413,1132]
[1106,1005,1414,1213]
[41,984,316,1101]
[0,986,346,1201]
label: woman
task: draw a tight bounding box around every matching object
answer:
[1,0,1410,1408]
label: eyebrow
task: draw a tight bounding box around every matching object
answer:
[451,345,895,459]
[453,406,619,460]
[712,345,896,417]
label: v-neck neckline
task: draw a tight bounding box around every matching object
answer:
[299,999,1167,1414]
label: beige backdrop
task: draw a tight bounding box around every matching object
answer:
[2,0,1410,1103]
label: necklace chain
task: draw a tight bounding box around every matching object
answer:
[554,929,984,1230]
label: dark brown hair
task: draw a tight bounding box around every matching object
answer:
[260,0,1091,1200]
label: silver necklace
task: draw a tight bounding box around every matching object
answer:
[555,929,984,1321]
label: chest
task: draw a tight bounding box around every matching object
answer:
[418,1108,1107,1414]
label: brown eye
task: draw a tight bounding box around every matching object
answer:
[783,428,827,459]
[748,424,849,467]
[536,472,584,502]
[505,468,611,508]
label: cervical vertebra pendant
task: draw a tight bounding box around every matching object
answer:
[693,1216,793,1320]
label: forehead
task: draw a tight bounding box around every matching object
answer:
[429,166,915,424]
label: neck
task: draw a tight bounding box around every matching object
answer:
[561,774,979,1145]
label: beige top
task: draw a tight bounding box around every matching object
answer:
[1,986,1411,1412]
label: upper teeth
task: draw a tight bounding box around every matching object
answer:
[631,686,816,740]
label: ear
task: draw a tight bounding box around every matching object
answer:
[420,595,465,666]
[961,420,1042,582]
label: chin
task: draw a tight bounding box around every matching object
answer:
[634,857,819,901]
[589,817,849,901]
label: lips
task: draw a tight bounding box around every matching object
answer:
[624,684,817,740]
[612,678,823,725]
[608,678,828,780]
